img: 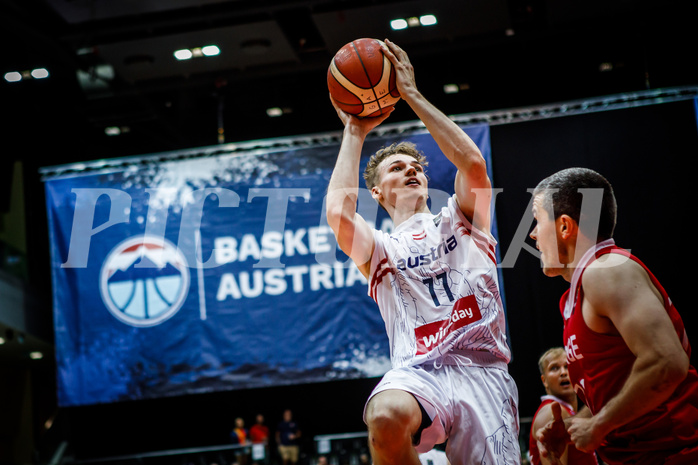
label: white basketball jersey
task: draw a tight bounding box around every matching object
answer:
[368,195,511,368]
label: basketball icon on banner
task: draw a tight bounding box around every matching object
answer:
[100,235,190,327]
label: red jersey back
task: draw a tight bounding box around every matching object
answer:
[561,245,698,465]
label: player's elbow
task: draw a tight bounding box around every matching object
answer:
[325,202,340,225]
[666,353,690,382]
[326,203,351,233]
[453,148,487,180]
[653,352,689,394]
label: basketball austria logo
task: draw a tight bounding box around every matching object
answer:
[99,235,190,327]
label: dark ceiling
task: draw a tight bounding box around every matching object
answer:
[2,0,697,166]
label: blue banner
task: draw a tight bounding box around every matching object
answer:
[44,124,494,406]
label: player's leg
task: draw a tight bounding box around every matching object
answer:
[445,365,521,465]
[365,389,423,465]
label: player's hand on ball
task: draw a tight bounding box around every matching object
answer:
[330,94,393,135]
[381,39,417,98]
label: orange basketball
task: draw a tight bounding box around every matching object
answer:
[328,38,400,118]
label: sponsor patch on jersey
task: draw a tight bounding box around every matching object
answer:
[414,294,482,354]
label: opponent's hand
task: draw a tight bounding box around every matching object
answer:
[380,39,418,99]
[567,415,605,453]
[536,402,572,465]
[329,94,393,136]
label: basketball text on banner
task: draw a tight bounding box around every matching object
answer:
[43,124,496,406]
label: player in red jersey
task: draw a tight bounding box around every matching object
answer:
[529,347,598,465]
[529,167,698,465]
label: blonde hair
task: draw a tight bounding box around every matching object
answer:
[537,347,566,375]
[362,141,428,190]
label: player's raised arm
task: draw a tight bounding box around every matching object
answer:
[326,97,393,278]
[380,39,492,233]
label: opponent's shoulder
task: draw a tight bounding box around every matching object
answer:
[583,252,645,294]
[582,251,659,322]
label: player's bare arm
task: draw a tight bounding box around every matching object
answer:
[380,39,492,233]
[326,97,393,278]
[568,255,690,452]
[534,402,573,465]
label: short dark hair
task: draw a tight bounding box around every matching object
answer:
[363,141,428,190]
[533,167,617,241]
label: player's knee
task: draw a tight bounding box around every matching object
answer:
[366,392,419,442]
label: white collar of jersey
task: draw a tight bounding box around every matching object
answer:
[539,394,575,414]
[564,238,616,320]
[394,211,435,234]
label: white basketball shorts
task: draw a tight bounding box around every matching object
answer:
[363,361,520,465]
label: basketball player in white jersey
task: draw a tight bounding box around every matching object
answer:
[326,39,520,465]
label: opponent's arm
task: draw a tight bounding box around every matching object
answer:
[567,255,689,452]
[326,98,392,278]
[534,402,572,465]
[380,39,491,233]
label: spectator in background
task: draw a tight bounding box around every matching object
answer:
[276,409,301,465]
[231,416,249,444]
[230,417,250,465]
[249,413,270,465]
[249,414,269,444]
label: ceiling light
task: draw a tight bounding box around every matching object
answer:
[419,15,437,26]
[175,45,221,60]
[0,337,5,344]
[390,19,408,30]
[5,69,50,82]
[266,107,283,117]
[4,71,22,83]
[391,15,437,30]
[31,68,49,79]
[443,83,470,94]
[29,351,44,360]
[202,45,220,56]
[174,49,193,60]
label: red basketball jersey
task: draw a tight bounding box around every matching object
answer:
[561,243,698,465]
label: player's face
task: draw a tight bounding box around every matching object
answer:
[373,153,428,212]
[542,353,574,398]
[530,194,566,278]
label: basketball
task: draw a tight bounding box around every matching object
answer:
[328,38,400,118]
